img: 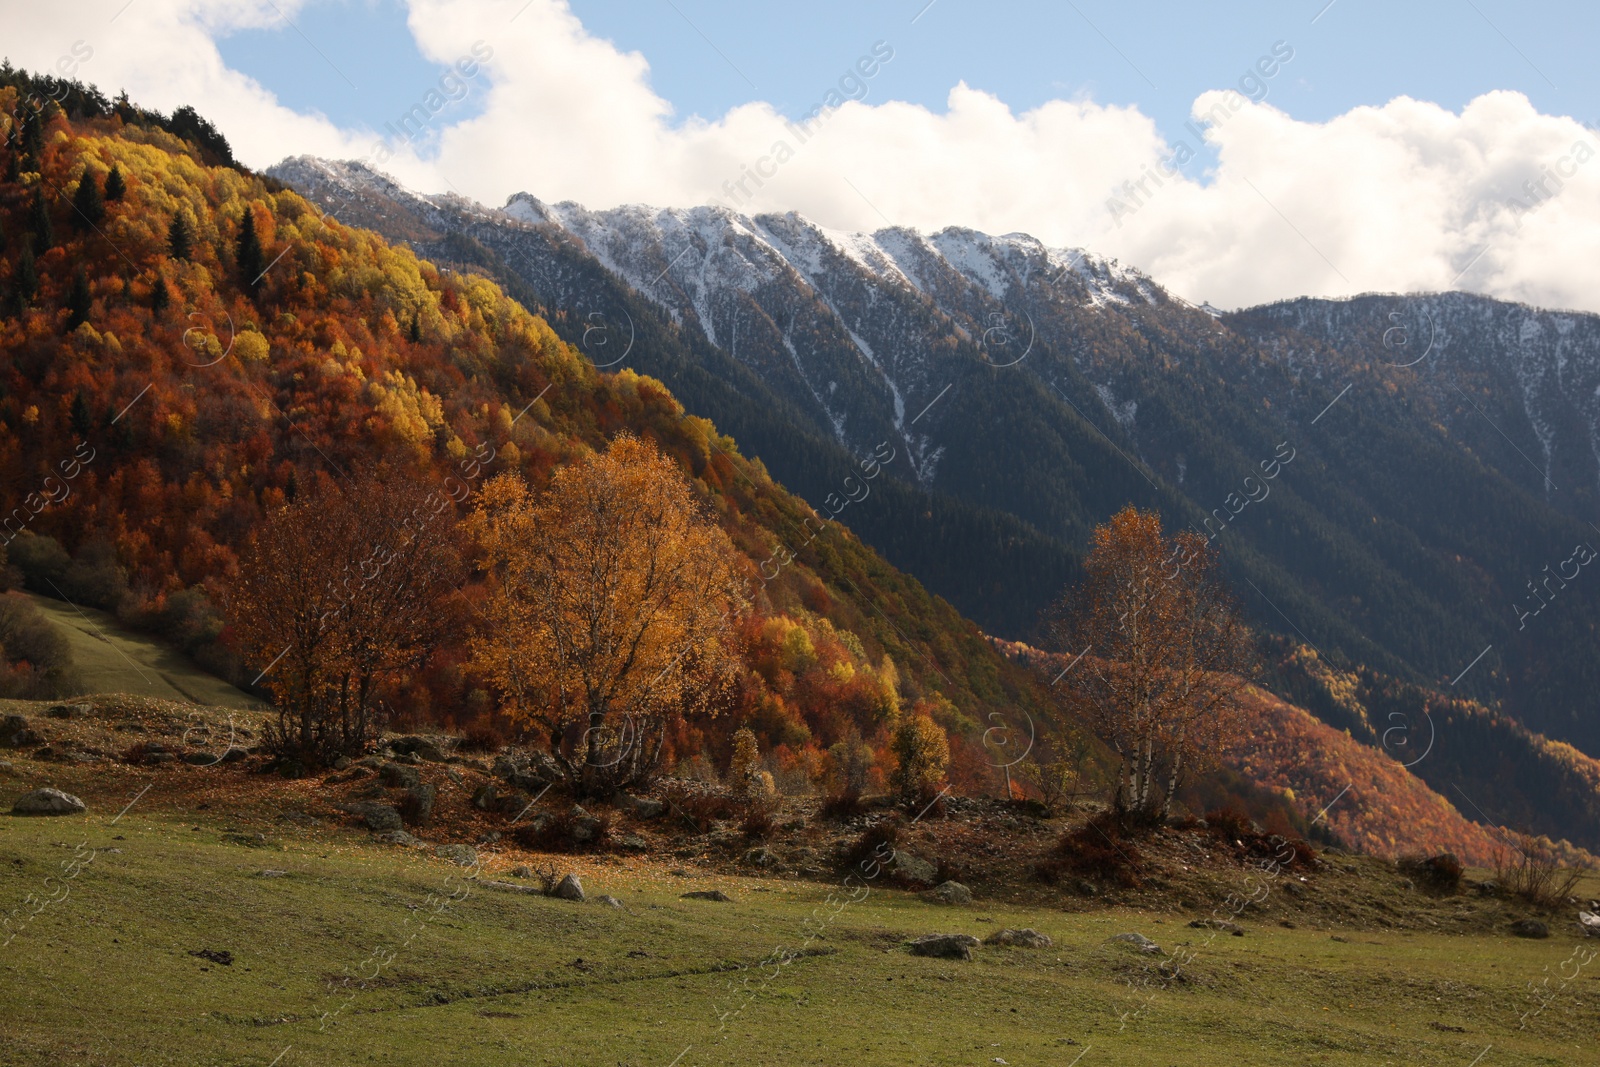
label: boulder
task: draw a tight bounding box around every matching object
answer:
[743,846,777,868]
[378,762,421,790]
[344,802,403,832]
[404,783,437,826]
[909,933,979,960]
[1511,919,1550,939]
[621,834,649,852]
[390,735,447,762]
[1109,932,1162,954]
[483,879,542,895]
[568,805,603,843]
[985,928,1052,948]
[372,830,420,847]
[595,895,623,908]
[1189,919,1245,935]
[46,703,92,719]
[508,864,534,879]
[681,889,732,902]
[11,787,86,815]
[0,760,13,776]
[553,873,585,901]
[618,793,667,819]
[890,850,938,885]
[1578,910,1600,937]
[0,714,43,748]
[922,880,972,905]
[435,843,478,867]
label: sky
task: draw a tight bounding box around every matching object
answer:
[7,0,1600,311]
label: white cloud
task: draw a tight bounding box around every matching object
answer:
[7,0,1600,312]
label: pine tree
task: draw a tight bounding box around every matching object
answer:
[103,165,125,202]
[167,212,192,261]
[70,392,92,438]
[408,312,421,343]
[236,204,264,295]
[71,168,104,231]
[16,245,38,303]
[30,189,52,253]
[19,108,43,163]
[66,269,91,330]
[150,277,169,315]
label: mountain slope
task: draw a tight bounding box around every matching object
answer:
[267,160,1600,765]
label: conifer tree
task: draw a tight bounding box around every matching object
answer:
[150,277,169,315]
[15,245,37,303]
[167,212,192,260]
[66,269,91,330]
[29,189,52,253]
[71,168,104,231]
[236,204,264,295]
[103,165,125,202]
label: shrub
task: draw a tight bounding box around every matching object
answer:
[1036,811,1144,888]
[1205,806,1317,871]
[7,533,70,591]
[843,819,900,876]
[890,714,949,805]
[657,781,741,834]
[511,808,613,853]
[820,786,865,821]
[826,734,874,794]
[0,592,81,698]
[1398,852,1463,895]
[1492,832,1583,908]
[728,727,761,794]
[460,720,507,753]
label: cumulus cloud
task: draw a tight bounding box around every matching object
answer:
[7,0,1600,312]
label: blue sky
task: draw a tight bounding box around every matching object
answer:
[217,0,1596,172]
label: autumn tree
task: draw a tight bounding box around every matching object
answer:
[1051,506,1253,821]
[168,211,192,260]
[890,712,950,805]
[228,473,465,766]
[470,435,747,796]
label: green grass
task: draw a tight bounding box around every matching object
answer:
[22,593,261,710]
[0,810,1594,1066]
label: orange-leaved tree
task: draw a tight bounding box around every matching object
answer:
[469,435,747,796]
[228,473,464,766]
[1052,506,1253,820]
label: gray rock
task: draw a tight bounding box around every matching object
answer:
[1110,932,1162,954]
[595,895,623,908]
[922,880,972,905]
[346,803,403,832]
[405,783,437,826]
[909,933,979,960]
[1475,879,1501,897]
[553,873,585,901]
[1511,919,1550,939]
[621,834,649,852]
[1578,910,1600,937]
[0,714,44,748]
[0,761,13,776]
[568,805,603,843]
[435,843,478,867]
[618,793,666,819]
[1189,919,1245,935]
[223,832,272,847]
[372,830,420,847]
[471,782,498,811]
[46,703,92,719]
[390,735,448,762]
[985,928,1052,948]
[744,846,777,867]
[11,787,86,815]
[891,850,938,884]
[257,869,288,878]
[681,889,733,902]
[332,756,352,771]
[509,864,534,879]
[379,762,421,790]
[483,879,542,895]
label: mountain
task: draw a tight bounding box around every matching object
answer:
[267,157,1600,768]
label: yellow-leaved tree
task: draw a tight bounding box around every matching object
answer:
[469,435,747,796]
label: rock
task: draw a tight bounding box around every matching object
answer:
[11,787,86,815]
[1511,919,1550,939]
[595,895,623,908]
[0,714,44,748]
[744,846,777,867]
[257,869,288,877]
[1282,881,1306,897]
[909,933,979,960]
[681,890,732,902]
[372,830,420,847]
[446,769,464,786]
[890,850,938,885]
[379,762,422,790]
[922,880,972,905]
[568,805,603,843]
[509,864,534,879]
[1189,919,1245,935]
[332,756,352,771]
[346,803,403,832]
[1109,932,1162,954]
[435,843,478,867]
[1578,911,1600,937]
[618,793,667,819]
[484,879,543,895]
[471,782,498,811]
[390,735,447,762]
[1475,880,1501,897]
[46,703,91,719]
[553,873,585,901]
[476,830,502,845]
[1071,878,1099,897]
[985,928,1052,948]
[0,761,13,776]
[621,834,649,852]
[405,783,437,826]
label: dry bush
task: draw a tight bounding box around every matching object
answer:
[459,720,507,753]
[510,809,613,853]
[820,787,865,822]
[1492,832,1584,908]
[1398,852,1463,895]
[1205,806,1317,871]
[657,781,741,834]
[1036,811,1144,888]
[843,819,900,875]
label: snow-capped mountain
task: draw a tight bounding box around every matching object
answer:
[268,154,1600,763]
